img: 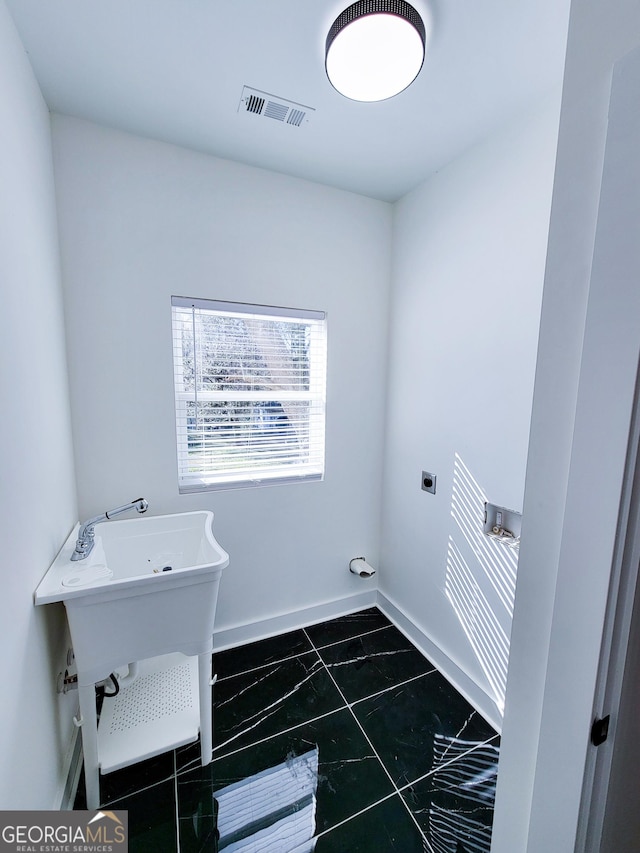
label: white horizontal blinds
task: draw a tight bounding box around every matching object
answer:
[172,297,326,491]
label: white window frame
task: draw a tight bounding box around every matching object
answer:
[171,296,327,492]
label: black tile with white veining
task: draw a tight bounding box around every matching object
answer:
[77,777,177,853]
[177,708,395,850]
[213,629,313,680]
[401,738,500,853]
[314,794,430,853]
[305,607,392,648]
[206,651,343,761]
[123,778,178,853]
[177,789,218,853]
[73,751,175,809]
[352,670,497,788]
[317,624,435,703]
[71,608,499,852]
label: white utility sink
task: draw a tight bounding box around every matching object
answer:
[36,509,228,599]
[35,509,229,808]
[36,509,229,681]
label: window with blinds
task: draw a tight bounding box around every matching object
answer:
[171,296,327,492]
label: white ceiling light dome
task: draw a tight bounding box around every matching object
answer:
[326,0,427,102]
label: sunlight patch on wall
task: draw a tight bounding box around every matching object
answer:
[445,536,509,712]
[451,453,518,617]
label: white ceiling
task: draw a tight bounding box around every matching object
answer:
[6,0,569,201]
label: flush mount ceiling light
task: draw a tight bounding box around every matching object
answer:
[326,0,426,102]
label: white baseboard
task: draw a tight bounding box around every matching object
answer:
[213,589,502,733]
[213,589,378,653]
[376,590,503,734]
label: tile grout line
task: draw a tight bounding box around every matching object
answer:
[214,648,320,684]
[176,618,391,780]
[313,789,399,842]
[176,706,348,775]
[209,651,328,755]
[394,732,501,797]
[213,622,393,684]
[311,622,393,652]
[302,626,437,853]
[101,772,177,807]
[349,667,437,709]
[188,664,438,776]
[203,620,406,771]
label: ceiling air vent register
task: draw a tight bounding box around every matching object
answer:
[239,87,314,127]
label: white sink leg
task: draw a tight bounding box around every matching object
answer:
[198,653,212,766]
[78,682,100,808]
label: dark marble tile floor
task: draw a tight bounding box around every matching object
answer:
[74,607,500,852]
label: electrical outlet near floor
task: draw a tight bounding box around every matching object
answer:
[421,471,436,494]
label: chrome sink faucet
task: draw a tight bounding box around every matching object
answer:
[71,498,149,561]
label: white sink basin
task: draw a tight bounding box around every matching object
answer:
[36,510,228,602]
[35,510,229,684]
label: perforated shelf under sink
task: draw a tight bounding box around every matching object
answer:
[97,653,200,774]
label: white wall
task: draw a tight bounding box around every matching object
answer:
[492,0,640,850]
[380,98,561,720]
[51,115,392,637]
[0,1,78,808]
